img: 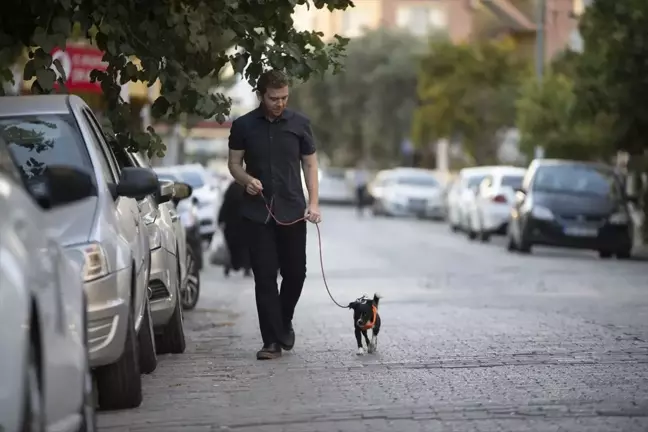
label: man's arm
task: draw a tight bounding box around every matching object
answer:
[300,119,319,206]
[302,153,319,206]
[227,120,252,186]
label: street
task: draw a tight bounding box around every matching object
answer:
[98,206,648,432]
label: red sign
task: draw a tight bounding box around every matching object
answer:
[51,44,108,93]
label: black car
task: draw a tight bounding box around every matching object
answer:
[507,159,635,259]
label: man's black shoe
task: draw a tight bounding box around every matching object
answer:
[280,324,295,351]
[256,343,282,360]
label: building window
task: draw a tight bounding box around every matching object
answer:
[396,5,447,37]
[341,10,372,38]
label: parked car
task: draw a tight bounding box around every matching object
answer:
[465,166,527,241]
[112,149,191,354]
[371,168,444,219]
[448,166,498,232]
[0,151,96,431]
[319,167,355,204]
[0,95,159,410]
[155,172,203,310]
[507,159,635,258]
[155,164,220,241]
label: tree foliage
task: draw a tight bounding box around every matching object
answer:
[289,28,422,167]
[516,70,614,161]
[0,0,352,157]
[412,38,528,165]
[574,0,648,155]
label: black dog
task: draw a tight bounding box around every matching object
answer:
[348,293,381,355]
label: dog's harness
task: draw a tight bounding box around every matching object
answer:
[360,305,378,331]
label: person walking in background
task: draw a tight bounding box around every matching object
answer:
[227,69,321,360]
[354,160,370,216]
[217,180,251,278]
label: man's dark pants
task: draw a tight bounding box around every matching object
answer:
[245,218,307,345]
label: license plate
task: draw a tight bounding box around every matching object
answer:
[408,199,427,210]
[564,226,598,237]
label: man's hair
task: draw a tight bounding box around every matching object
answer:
[255,69,290,95]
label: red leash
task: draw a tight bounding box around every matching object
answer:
[259,191,347,309]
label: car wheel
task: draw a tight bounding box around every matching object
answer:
[21,339,44,432]
[616,249,632,260]
[518,235,532,254]
[479,231,491,243]
[155,261,187,354]
[599,250,613,259]
[138,298,157,374]
[466,228,477,240]
[182,246,201,311]
[95,310,142,410]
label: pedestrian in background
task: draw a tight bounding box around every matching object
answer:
[227,69,321,360]
[354,160,370,216]
[217,180,251,278]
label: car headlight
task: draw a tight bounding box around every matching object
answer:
[66,242,109,283]
[147,224,161,250]
[530,205,554,220]
[609,211,629,224]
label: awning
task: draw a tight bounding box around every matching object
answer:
[480,0,537,32]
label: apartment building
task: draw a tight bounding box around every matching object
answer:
[293,0,584,61]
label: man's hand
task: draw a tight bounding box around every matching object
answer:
[245,178,263,195]
[305,204,321,224]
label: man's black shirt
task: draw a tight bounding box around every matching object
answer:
[228,106,316,224]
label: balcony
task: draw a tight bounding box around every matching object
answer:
[480,0,536,33]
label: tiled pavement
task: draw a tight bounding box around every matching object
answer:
[99,207,648,431]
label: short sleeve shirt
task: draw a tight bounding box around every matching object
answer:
[228,106,316,224]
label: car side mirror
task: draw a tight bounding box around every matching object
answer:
[37,165,97,208]
[114,167,159,200]
[174,182,193,200]
[156,179,174,205]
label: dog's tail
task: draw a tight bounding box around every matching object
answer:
[373,293,382,307]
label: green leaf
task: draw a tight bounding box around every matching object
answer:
[151,96,171,118]
[35,68,56,92]
[53,59,67,82]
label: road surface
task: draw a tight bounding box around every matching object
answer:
[99,206,648,432]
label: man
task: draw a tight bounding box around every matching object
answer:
[227,69,321,360]
[354,160,370,217]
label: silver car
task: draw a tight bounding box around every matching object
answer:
[0,149,95,430]
[0,95,160,410]
[114,150,191,353]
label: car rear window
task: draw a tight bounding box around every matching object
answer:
[501,175,523,189]
[0,114,94,182]
[397,175,439,187]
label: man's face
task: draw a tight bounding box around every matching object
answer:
[261,86,289,118]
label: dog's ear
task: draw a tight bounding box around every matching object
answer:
[348,301,358,310]
[372,293,382,306]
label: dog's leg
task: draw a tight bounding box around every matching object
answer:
[369,316,381,353]
[361,329,371,353]
[354,328,364,355]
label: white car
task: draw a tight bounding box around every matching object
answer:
[371,168,444,218]
[448,166,499,232]
[465,166,527,241]
[319,167,354,204]
[0,156,95,430]
[155,164,220,241]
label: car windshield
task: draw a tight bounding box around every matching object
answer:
[397,175,439,187]
[532,165,621,198]
[179,171,205,189]
[501,175,523,189]
[0,114,93,184]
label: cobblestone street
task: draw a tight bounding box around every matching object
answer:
[99,207,648,432]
